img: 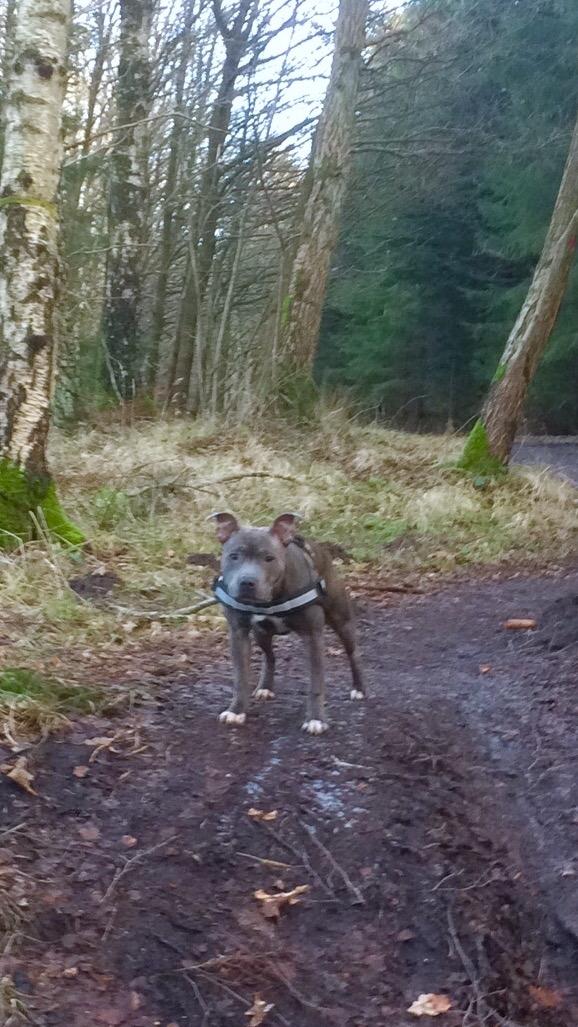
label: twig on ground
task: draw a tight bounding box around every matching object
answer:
[432,868,464,892]
[236,851,295,870]
[100,837,174,904]
[261,824,333,897]
[300,821,365,906]
[265,959,329,1015]
[0,823,26,841]
[184,973,210,1027]
[447,908,524,1027]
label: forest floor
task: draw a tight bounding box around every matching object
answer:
[2,571,578,1026]
[0,423,578,1026]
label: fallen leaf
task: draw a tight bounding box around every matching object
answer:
[529,985,562,1009]
[245,993,275,1026]
[503,618,537,631]
[63,967,79,979]
[479,664,492,674]
[130,990,143,1010]
[248,808,278,822]
[408,993,453,1017]
[254,884,309,919]
[78,823,100,842]
[95,1008,125,1026]
[397,928,416,942]
[121,835,138,848]
[73,765,90,779]
[1,758,37,795]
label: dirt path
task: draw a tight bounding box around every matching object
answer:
[2,573,578,1026]
[514,437,578,485]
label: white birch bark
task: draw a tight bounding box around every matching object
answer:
[0,0,71,477]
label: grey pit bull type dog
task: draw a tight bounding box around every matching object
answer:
[210,511,365,734]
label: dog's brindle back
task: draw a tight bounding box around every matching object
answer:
[210,512,365,734]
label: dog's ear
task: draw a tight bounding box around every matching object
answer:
[208,511,240,544]
[270,512,301,545]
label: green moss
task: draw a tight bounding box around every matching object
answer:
[280,294,293,327]
[457,419,506,477]
[0,459,85,549]
[0,194,57,216]
[492,361,507,383]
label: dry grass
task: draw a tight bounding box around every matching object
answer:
[0,414,575,678]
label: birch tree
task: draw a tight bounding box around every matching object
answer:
[0,0,83,546]
[281,0,368,380]
[102,0,154,399]
[461,109,578,471]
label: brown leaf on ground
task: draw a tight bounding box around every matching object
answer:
[245,993,275,1026]
[95,1008,125,1026]
[1,758,37,795]
[247,808,278,822]
[503,618,537,630]
[254,884,309,919]
[408,993,453,1017]
[78,823,100,842]
[397,928,416,942]
[479,664,492,674]
[529,985,562,1009]
[73,765,90,778]
[121,835,138,848]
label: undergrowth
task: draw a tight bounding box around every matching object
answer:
[0,413,575,701]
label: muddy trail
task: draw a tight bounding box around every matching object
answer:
[2,573,578,1027]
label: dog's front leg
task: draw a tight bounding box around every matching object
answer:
[219,620,251,726]
[301,616,328,735]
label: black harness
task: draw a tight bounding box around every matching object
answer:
[212,537,326,617]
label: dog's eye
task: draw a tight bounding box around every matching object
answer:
[229,553,240,561]
[264,555,275,563]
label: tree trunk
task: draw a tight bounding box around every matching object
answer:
[102,0,153,399]
[0,0,83,547]
[148,4,197,391]
[168,0,256,412]
[281,0,368,379]
[461,110,578,472]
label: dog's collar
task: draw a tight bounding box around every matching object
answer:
[213,575,326,616]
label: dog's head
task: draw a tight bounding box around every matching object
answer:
[209,512,300,602]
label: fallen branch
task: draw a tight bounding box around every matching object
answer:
[300,821,365,906]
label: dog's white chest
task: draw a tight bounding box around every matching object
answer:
[251,614,290,634]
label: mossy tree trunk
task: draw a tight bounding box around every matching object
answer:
[0,0,84,547]
[280,0,368,384]
[102,0,154,400]
[461,109,578,473]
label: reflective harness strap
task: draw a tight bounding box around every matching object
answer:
[213,577,326,616]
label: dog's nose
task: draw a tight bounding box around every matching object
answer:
[239,577,257,595]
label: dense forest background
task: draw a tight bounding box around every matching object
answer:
[319,0,578,433]
[1,0,577,434]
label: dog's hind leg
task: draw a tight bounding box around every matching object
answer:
[253,625,276,700]
[328,613,366,700]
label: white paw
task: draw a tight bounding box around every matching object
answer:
[219,710,246,726]
[302,719,329,735]
[350,689,365,701]
[253,688,275,701]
